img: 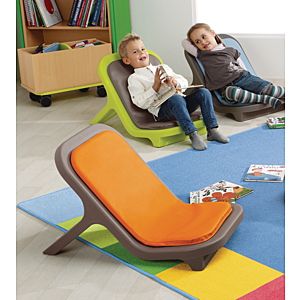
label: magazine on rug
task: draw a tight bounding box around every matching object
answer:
[189,180,253,204]
[243,164,285,182]
[266,117,285,129]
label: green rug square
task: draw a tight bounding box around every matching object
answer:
[58,216,118,248]
[103,242,179,275]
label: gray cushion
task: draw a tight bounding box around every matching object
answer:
[108,55,200,130]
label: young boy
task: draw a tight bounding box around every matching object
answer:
[119,33,229,150]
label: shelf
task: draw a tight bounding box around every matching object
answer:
[28,21,109,31]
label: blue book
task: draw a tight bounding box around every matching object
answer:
[43,42,60,53]
[89,0,102,26]
[70,0,84,26]
[68,0,78,25]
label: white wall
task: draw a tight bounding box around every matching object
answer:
[231,34,285,84]
[129,0,195,81]
[129,0,285,84]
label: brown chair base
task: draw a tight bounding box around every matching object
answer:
[43,124,243,271]
[213,98,282,122]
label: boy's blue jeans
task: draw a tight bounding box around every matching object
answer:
[232,71,271,94]
[157,88,218,135]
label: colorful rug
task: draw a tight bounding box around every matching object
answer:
[18,125,285,299]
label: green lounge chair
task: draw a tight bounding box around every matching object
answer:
[90,51,206,147]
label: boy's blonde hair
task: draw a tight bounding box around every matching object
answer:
[118,33,141,58]
[187,23,222,46]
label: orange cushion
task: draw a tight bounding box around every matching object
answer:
[71,130,232,247]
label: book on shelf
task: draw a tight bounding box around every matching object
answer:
[266,117,285,129]
[23,0,35,26]
[99,0,108,27]
[189,180,253,204]
[75,0,87,26]
[89,0,102,26]
[70,39,104,48]
[243,164,285,182]
[81,0,95,27]
[68,0,84,26]
[67,0,108,27]
[34,0,62,27]
[32,0,45,27]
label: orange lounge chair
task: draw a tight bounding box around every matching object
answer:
[44,124,243,270]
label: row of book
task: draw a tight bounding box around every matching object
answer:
[23,0,62,27]
[68,0,108,28]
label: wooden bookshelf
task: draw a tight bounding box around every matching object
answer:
[17,0,131,107]
[19,0,112,47]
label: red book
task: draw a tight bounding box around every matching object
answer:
[76,0,87,26]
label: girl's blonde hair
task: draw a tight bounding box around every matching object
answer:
[118,33,141,58]
[187,23,222,46]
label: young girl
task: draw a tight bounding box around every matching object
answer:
[182,23,285,109]
[118,33,229,151]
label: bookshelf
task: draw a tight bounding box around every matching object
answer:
[17,0,131,107]
[19,0,112,47]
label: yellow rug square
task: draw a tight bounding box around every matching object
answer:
[157,247,283,300]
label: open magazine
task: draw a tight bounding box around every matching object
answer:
[189,180,253,204]
[266,117,285,129]
[243,164,285,182]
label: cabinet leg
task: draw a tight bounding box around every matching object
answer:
[29,92,52,107]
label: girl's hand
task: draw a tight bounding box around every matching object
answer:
[152,68,162,92]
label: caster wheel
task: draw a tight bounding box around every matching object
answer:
[79,88,89,92]
[40,95,52,107]
[29,92,41,103]
[29,93,52,107]
[97,86,107,97]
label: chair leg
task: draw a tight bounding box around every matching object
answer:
[43,217,92,255]
[185,251,217,271]
[89,103,116,124]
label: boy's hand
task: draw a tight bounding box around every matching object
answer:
[164,77,179,90]
[152,68,162,92]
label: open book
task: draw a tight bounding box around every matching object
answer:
[150,64,203,108]
[266,117,285,129]
[150,84,204,109]
[190,180,253,204]
[243,164,285,182]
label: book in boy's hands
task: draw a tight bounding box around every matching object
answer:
[151,86,177,108]
[243,164,285,182]
[266,116,285,129]
[150,64,204,109]
[189,180,253,204]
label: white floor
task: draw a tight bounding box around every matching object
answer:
[16,83,284,300]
